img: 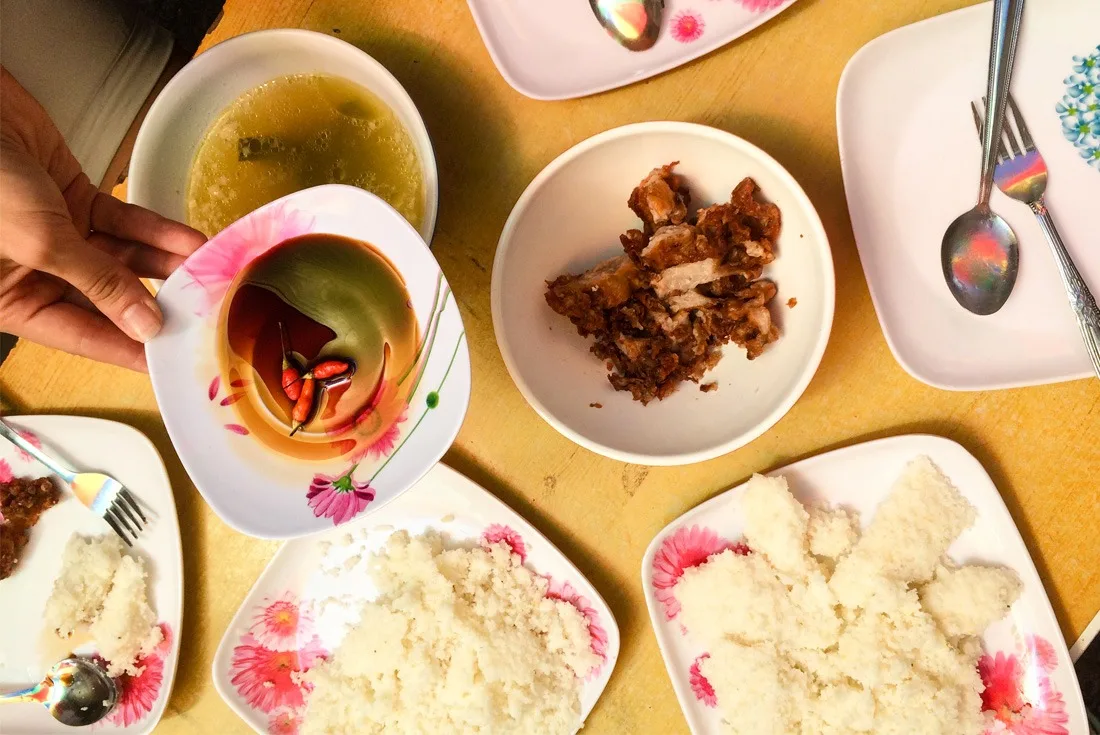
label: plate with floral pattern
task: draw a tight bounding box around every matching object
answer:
[838,0,1100,390]
[146,184,470,539]
[211,462,620,734]
[0,416,182,735]
[641,434,1087,734]
[465,0,798,100]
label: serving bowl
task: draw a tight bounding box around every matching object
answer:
[129,28,438,243]
[146,185,469,539]
[491,122,834,466]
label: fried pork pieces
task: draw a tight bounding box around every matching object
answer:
[545,164,781,404]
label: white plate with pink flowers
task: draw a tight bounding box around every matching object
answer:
[0,416,182,735]
[211,461,620,734]
[146,184,470,540]
[641,434,1087,735]
[465,0,799,100]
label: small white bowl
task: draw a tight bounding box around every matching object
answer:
[146,185,469,539]
[491,122,834,466]
[129,29,438,243]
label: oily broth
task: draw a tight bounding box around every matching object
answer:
[187,74,424,236]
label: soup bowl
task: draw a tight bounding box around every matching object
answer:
[146,185,469,538]
[129,28,438,243]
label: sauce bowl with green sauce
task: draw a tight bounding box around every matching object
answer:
[145,185,468,539]
[129,29,438,245]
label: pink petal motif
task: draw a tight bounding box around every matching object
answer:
[230,378,251,388]
[737,0,786,11]
[980,651,1027,715]
[1025,635,1059,674]
[208,376,220,401]
[652,525,745,620]
[978,649,1069,734]
[268,707,304,735]
[221,392,246,406]
[98,623,172,727]
[13,430,41,463]
[546,576,608,677]
[670,10,705,43]
[307,472,376,526]
[351,407,408,463]
[0,459,12,484]
[229,633,327,714]
[225,424,250,435]
[690,653,717,707]
[481,524,527,563]
[249,593,314,653]
[182,202,315,316]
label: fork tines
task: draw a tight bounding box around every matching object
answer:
[104,488,146,546]
[970,93,1036,163]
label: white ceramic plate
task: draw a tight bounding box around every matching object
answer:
[211,462,620,734]
[130,29,439,244]
[492,122,834,465]
[0,416,183,734]
[838,0,1100,390]
[641,434,1087,734]
[465,0,798,100]
[146,185,470,539]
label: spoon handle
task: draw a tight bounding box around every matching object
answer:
[1031,201,1100,379]
[0,681,47,705]
[978,0,1026,207]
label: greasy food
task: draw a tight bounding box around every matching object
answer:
[0,476,59,579]
[546,163,781,403]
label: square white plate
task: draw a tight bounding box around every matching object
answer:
[212,462,620,734]
[465,0,798,100]
[837,0,1100,390]
[641,434,1087,734]
[0,416,183,734]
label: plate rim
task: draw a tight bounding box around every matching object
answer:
[639,432,1086,734]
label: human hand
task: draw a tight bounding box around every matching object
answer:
[0,66,206,371]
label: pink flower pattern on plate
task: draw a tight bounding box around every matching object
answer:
[0,459,12,485]
[307,471,376,525]
[689,653,717,707]
[979,637,1069,735]
[268,706,304,735]
[230,632,327,714]
[249,593,314,652]
[182,202,314,316]
[737,0,786,11]
[652,525,746,620]
[13,430,41,463]
[670,10,705,43]
[546,577,608,676]
[482,524,528,563]
[1025,635,1059,674]
[94,623,172,727]
[352,406,408,462]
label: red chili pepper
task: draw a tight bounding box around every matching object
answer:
[281,365,302,401]
[289,376,315,435]
[311,360,351,380]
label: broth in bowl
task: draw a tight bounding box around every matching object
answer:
[187,74,424,236]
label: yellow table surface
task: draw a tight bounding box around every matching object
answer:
[2,0,1098,731]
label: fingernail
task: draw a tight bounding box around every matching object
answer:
[122,300,162,342]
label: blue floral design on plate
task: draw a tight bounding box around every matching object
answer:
[1058,44,1100,171]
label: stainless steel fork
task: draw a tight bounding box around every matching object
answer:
[970,94,1100,379]
[0,420,146,545]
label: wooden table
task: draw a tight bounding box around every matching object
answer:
[2,0,1097,731]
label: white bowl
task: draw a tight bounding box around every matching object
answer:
[146,185,470,539]
[491,122,834,466]
[129,29,438,243]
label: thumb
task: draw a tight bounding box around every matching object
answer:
[34,215,164,342]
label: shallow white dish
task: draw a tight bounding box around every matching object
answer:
[129,28,438,244]
[492,121,834,466]
[0,416,183,735]
[465,0,797,100]
[211,462,620,734]
[641,434,1087,734]
[146,185,470,539]
[838,0,1100,390]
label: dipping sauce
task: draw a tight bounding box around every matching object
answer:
[217,234,420,461]
[187,73,424,236]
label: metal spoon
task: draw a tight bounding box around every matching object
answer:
[0,657,119,726]
[940,0,1025,315]
[590,0,664,52]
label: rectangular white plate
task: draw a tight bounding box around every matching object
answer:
[837,0,1100,390]
[212,462,620,734]
[642,434,1087,734]
[465,0,798,100]
[0,416,183,734]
